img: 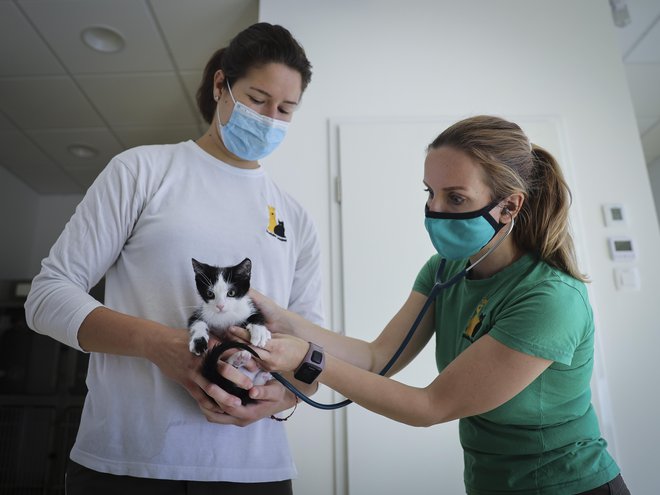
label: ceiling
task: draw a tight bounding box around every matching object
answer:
[0,0,659,195]
[0,0,258,194]
[616,0,660,167]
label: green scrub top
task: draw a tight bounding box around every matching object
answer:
[413,254,619,494]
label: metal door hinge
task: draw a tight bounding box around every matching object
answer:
[335,176,342,204]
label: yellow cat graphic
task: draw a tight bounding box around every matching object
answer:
[464,297,488,339]
[267,206,287,241]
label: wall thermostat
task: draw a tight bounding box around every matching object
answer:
[602,203,626,227]
[607,236,636,261]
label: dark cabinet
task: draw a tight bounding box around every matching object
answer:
[0,281,93,495]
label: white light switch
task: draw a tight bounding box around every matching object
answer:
[613,266,640,291]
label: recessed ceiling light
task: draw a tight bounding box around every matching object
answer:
[81,26,125,53]
[67,144,99,159]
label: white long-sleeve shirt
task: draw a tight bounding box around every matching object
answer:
[24,140,324,481]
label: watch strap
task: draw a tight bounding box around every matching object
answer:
[294,342,325,384]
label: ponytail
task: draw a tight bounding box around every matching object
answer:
[516,145,587,281]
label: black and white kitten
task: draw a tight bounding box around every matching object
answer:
[188,257,271,403]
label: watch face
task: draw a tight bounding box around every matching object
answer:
[295,363,321,384]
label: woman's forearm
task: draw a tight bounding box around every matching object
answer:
[321,354,438,427]
[282,310,377,371]
[279,290,435,375]
[78,306,179,361]
[259,333,442,426]
[316,336,553,428]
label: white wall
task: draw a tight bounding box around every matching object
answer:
[0,167,39,279]
[0,167,82,279]
[259,1,660,494]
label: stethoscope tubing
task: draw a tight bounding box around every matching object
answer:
[271,275,442,410]
[270,259,449,410]
[272,218,515,410]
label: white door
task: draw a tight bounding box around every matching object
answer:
[334,118,464,495]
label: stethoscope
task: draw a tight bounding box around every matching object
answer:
[268,218,516,410]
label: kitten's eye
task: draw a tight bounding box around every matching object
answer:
[205,289,215,299]
[227,289,236,297]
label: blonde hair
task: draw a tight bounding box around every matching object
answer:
[427,115,587,281]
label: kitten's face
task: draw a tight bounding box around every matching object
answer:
[192,258,251,316]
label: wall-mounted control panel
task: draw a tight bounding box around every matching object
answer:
[607,236,636,261]
[602,203,639,291]
[602,203,626,227]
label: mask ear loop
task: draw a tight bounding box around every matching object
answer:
[215,79,237,128]
[225,80,237,104]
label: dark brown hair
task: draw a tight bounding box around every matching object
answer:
[196,23,312,124]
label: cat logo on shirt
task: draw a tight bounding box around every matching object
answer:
[463,297,488,342]
[266,205,287,242]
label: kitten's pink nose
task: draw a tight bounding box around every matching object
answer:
[216,303,224,312]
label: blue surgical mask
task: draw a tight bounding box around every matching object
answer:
[424,201,504,260]
[217,83,289,161]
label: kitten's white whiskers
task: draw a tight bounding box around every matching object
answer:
[199,273,212,288]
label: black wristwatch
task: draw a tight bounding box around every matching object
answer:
[294,342,325,384]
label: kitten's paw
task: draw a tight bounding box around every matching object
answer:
[189,320,209,355]
[227,350,252,368]
[189,336,208,355]
[253,371,272,386]
[247,323,271,348]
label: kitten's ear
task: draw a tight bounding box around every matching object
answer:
[191,258,205,275]
[237,258,252,277]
